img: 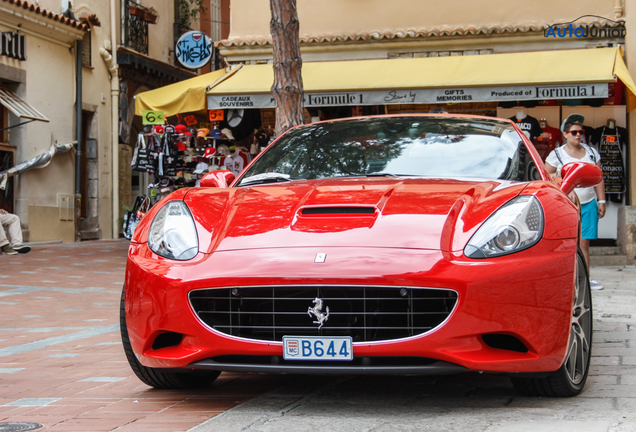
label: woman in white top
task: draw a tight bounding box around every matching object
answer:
[544,114,605,287]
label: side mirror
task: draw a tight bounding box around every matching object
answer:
[560,162,603,196]
[200,170,235,188]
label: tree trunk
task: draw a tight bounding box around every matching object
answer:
[270,0,304,137]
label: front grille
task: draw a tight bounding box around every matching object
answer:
[189,286,458,342]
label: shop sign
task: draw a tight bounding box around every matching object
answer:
[544,16,626,39]
[175,31,213,69]
[142,110,164,125]
[1,31,26,61]
[207,83,608,109]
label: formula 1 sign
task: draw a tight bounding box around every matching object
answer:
[207,83,609,109]
[175,31,212,69]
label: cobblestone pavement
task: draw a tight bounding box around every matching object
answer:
[0,240,293,432]
[1,242,634,432]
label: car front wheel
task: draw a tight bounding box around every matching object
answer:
[120,288,220,389]
[510,248,592,397]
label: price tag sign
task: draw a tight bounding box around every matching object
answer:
[184,114,198,126]
[142,110,165,125]
[208,109,224,122]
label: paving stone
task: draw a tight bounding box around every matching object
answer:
[0,239,283,432]
[5,398,60,406]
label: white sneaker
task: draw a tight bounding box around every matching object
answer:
[590,280,604,290]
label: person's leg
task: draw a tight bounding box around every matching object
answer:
[580,200,601,289]
[3,213,30,253]
[3,213,23,244]
[580,237,590,269]
[0,215,10,247]
[0,213,17,254]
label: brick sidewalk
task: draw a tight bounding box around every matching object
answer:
[0,240,290,431]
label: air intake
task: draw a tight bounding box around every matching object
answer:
[301,207,376,215]
[152,332,184,350]
[190,285,458,343]
[482,334,528,353]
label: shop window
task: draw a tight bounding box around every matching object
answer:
[81,22,92,67]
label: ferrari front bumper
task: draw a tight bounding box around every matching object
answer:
[124,238,577,375]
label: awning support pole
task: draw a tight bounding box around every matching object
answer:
[0,119,35,132]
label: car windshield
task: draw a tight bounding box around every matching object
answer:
[236,116,540,186]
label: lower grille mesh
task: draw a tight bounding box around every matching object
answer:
[189,286,457,342]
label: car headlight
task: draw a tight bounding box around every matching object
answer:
[148,201,198,260]
[464,195,543,259]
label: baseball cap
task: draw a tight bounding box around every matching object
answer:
[561,113,585,132]
[154,125,164,134]
[175,142,187,151]
[175,124,187,134]
[203,147,217,158]
[221,128,235,140]
[197,128,210,138]
[193,162,209,174]
[210,129,222,139]
[217,144,230,156]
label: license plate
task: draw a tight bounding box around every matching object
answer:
[283,336,353,361]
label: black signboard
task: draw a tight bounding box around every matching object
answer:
[599,131,626,194]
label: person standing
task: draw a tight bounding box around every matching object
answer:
[544,114,605,289]
[0,209,31,255]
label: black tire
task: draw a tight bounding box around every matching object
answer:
[120,288,220,389]
[511,247,592,397]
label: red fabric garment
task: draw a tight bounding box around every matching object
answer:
[534,125,562,161]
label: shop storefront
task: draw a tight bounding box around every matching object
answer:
[134,46,636,245]
[204,47,636,245]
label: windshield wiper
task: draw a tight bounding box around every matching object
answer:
[239,172,292,186]
[365,173,400,177]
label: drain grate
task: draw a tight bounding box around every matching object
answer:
[0,423,43,432]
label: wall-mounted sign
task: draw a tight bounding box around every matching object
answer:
[1,31,26,61]
[175,31,212,69]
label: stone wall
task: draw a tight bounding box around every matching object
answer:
[618,206,636,264]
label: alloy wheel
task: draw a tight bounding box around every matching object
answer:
[565,254,592,385]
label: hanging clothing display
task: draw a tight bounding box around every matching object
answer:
[509,114,542,141]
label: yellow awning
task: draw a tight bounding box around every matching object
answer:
[614,46,636,111]
[207,47,636,111]
[134,68,227,117]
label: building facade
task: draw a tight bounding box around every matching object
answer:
[0,0,216,244]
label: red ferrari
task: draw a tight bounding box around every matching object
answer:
[122,115,602,397]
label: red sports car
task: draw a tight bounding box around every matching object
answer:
[122,115,602,397]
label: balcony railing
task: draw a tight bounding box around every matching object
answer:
[123,0,149,55]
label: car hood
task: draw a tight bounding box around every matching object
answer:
[184,178,527,253]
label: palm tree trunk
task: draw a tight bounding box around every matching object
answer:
[270,0,304,137]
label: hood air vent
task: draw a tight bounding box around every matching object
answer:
[301,207,376,215]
